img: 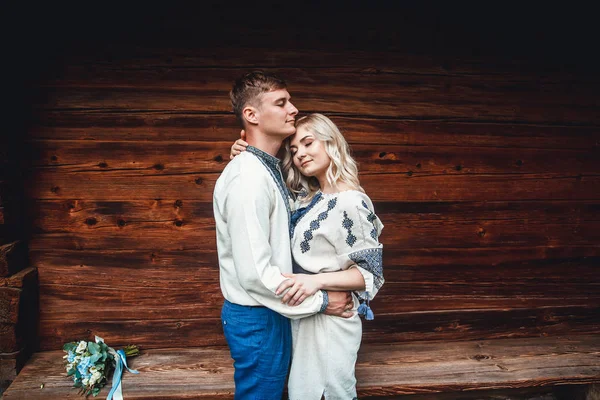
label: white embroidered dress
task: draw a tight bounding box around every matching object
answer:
[288,190,384,400]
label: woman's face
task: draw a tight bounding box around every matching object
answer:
[289,125,331,179]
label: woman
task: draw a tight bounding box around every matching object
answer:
[231,113,384,400]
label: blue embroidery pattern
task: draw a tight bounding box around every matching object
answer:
[342,211,357,247]
[247,146,292,224]
[290,193,323,237]
[349,247,384,298]
[361,200,379,240]
[300,197,338,253]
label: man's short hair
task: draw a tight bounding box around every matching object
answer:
[230,71,287,127]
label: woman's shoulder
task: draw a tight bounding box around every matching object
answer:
[327,189,373,209]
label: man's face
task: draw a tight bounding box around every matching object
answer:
[255,89,298,138]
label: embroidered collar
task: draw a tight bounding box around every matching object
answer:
[246,145,281,169]
[246,145,292,225]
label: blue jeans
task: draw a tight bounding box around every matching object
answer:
[221,300,291,400]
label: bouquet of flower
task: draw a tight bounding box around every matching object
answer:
[63,336,139,398]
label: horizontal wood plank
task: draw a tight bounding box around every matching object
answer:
[34,278,600,323]
[28,245,600,271]
[5,335,600,398]
[29,113,600,150]
[34,305,600,351]
[28,140,600,176]
[49,46,600,80]
[24,170,600,202]
[35,68,600,123]
[27,200,600,250]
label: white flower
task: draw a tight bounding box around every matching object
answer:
[89,366,98,373]
[65,362,74,371]
[82,377,89,386]
[89,371,102,385]
[76,341,87,354]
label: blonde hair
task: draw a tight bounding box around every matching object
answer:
[282,113,363,199]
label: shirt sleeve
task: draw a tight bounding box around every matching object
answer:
[223,165,324,319]
[335,193,384,301]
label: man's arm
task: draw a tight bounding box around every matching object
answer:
[223,167,329,319]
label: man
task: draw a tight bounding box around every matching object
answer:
[213,71,353,399]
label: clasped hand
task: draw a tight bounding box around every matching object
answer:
[276,273,321,306]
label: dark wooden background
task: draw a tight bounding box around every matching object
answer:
[2,2,599,353]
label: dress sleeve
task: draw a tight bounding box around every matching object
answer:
[336,193,384,310]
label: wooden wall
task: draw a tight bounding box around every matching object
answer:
[5,2,600,352]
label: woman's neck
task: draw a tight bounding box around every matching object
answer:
[319,179,352,194]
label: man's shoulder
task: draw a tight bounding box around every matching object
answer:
[215,152,269,189]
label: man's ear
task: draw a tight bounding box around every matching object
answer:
[242,106,259,126]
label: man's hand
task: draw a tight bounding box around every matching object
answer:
[230,130,248,159]
[324,291,354,318]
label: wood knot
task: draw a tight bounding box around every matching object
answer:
[117,219,127,227]
[51,186,60,194]
[455,165,462,171]
[98,162,108,168]
[50,155,58,162]
[407,171,413,177]
[174,200,183,208]
[478,228,486,237]
[379,152,387,158]
[214,155,224,162]
[176,322,182,328]
[515,159,523,166]
[85,217,97,226]
[471,354,490,361]
[195,178,203,185]
[174,219,184,227]
[416,163,422,169]
[153,163,164,171]
[150,253,157,262]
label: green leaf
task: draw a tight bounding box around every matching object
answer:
[90,353,101,364]
[88,342,101,355]
[92,387,101,397]
[67,368,76,376]
[63,342,77,352]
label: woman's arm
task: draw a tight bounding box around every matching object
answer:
[277,268,365,306]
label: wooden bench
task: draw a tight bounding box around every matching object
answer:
[4,334,600,399]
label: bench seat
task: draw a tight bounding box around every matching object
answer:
[4,335,600,399]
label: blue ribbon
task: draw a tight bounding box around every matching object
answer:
[106,349,139,400]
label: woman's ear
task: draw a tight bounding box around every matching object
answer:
[242,106,259,125]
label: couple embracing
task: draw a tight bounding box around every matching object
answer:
[213,71,384,400]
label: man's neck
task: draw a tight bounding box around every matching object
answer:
[246,132,284,157]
